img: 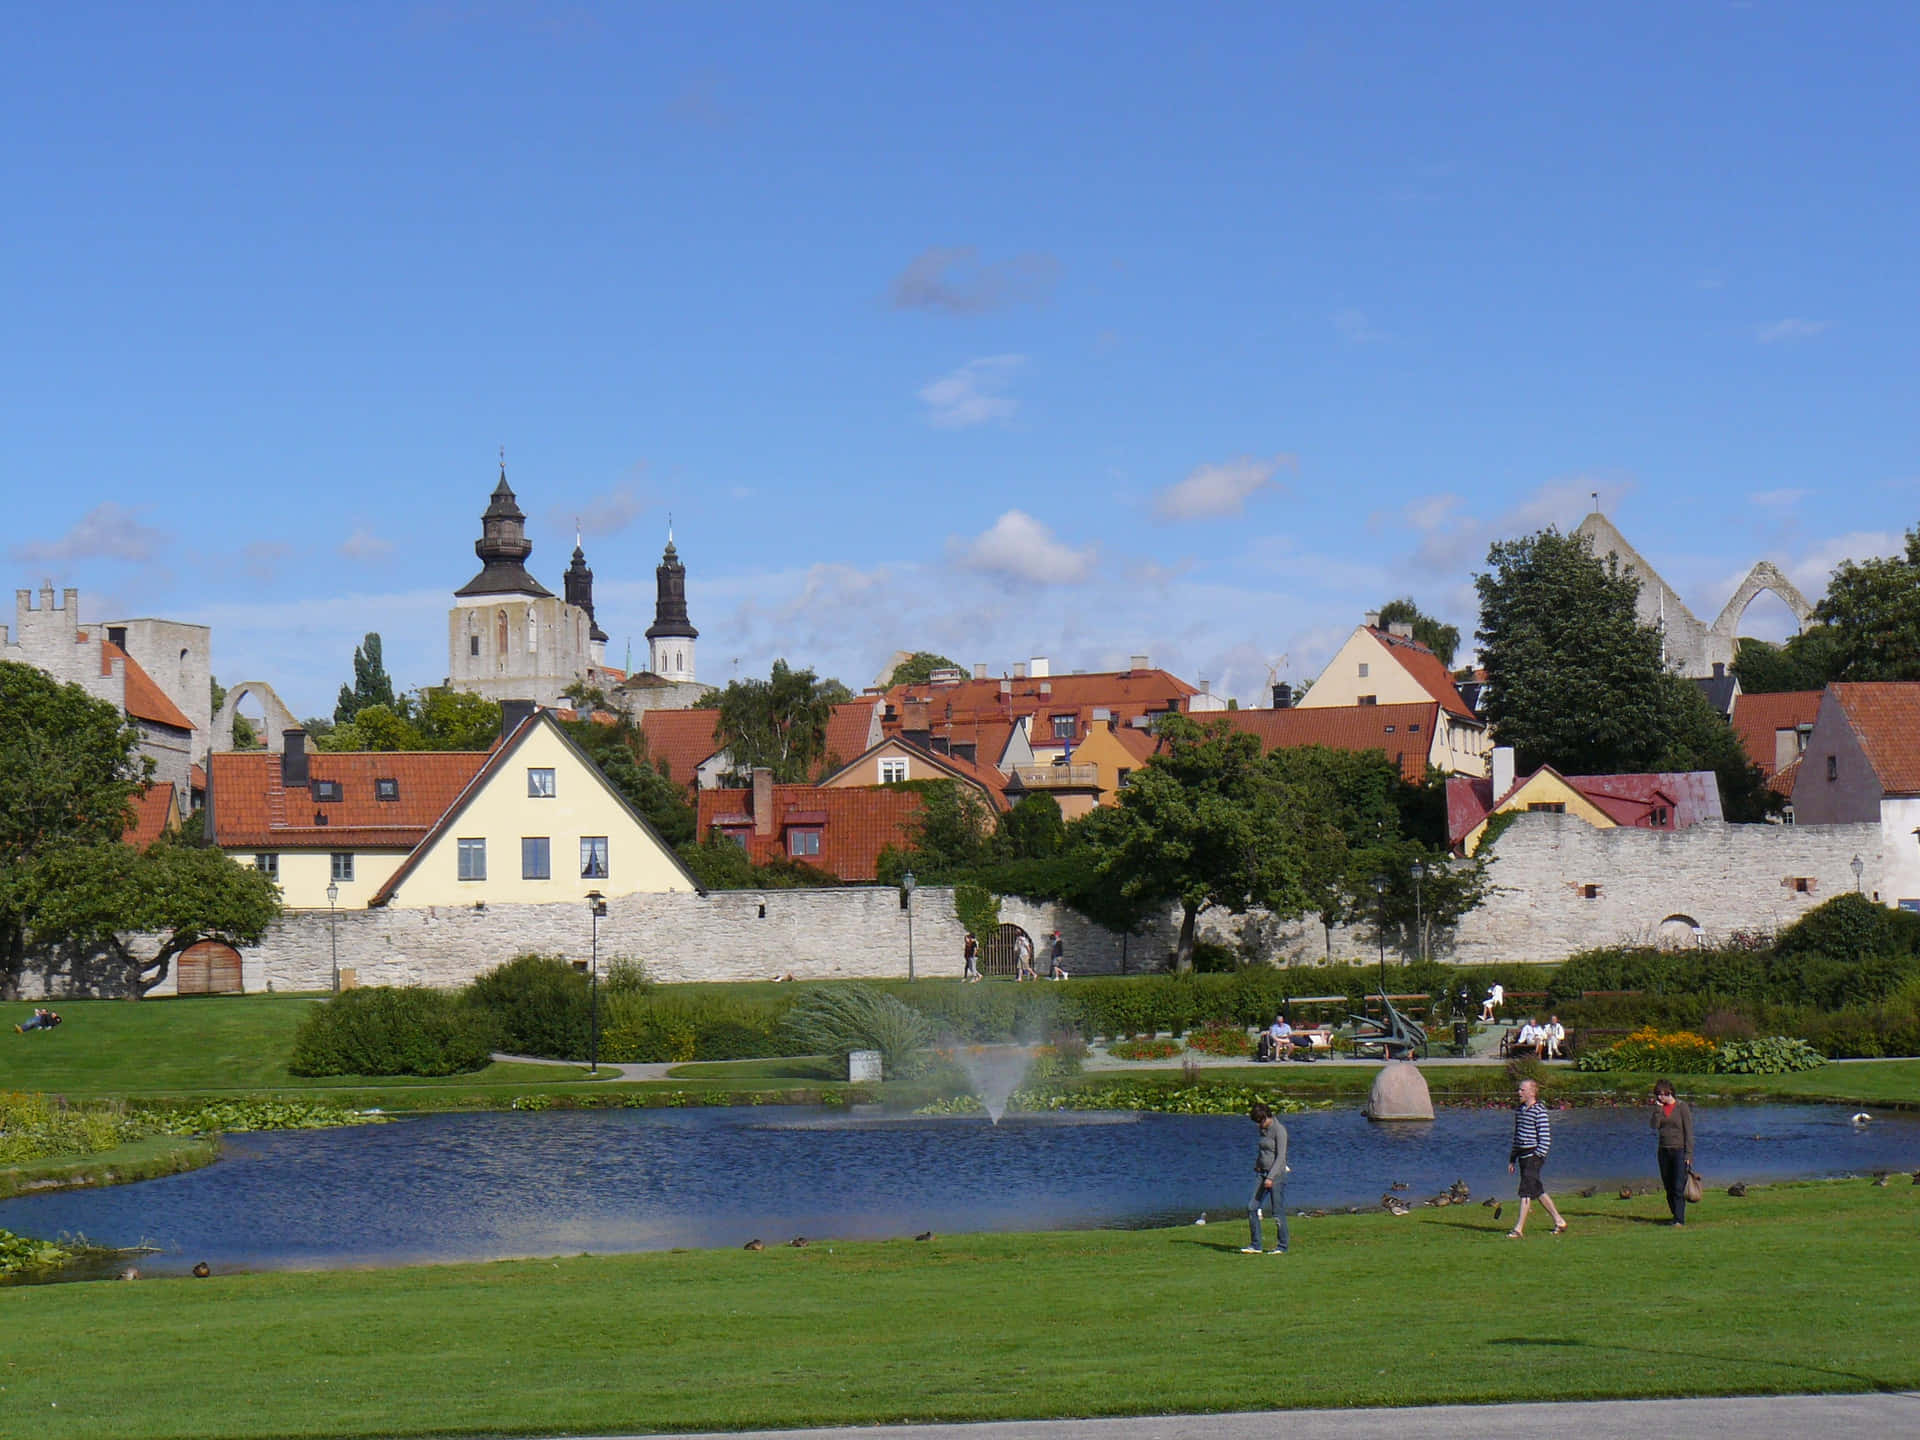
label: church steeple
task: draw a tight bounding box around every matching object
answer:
[644,528,698,682]
[455,463,554,598]
[564,530,609,646]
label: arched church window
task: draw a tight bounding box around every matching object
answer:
[527,606,538,654]
[496,610,509,655]
[675,650,683,673]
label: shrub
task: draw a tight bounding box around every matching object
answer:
[289,987,496,1077]
[0,1092,141,1164]
[1775,892,1920,963]
[1186,1020,1253,1058]
[1575,1025,1718,1074]
[465,954,591,1060]
[778,985,935,1077]
[603,958,651,996]
[1701,1008,1758,1042]
[1714,1036,1826,1074]
[1108,1036,1183,1061]
[1505,1055,1553,1088]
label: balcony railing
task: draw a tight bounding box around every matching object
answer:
[1011,763,1101,789]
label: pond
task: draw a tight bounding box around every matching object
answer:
[4,1104,1917,1279]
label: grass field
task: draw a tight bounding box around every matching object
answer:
[0,1179,1915,1439]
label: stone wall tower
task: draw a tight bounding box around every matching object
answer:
[644,531,698,683]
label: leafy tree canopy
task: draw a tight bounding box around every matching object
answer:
[1732,627,1845,694]
[1377,597,1461,667]
[710,660,852,782]
[1810,526,1920,682]
[334,633,397,726]
[318,689,501,753]
[883,651,963,687]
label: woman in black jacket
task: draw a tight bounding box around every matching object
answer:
[1650,1079,1695,1226]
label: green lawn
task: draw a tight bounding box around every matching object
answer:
[2,1179,1916,1439]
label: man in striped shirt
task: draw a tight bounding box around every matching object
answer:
[1505,1078,1567,1238]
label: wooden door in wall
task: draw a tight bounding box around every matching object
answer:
[177,940,244,995]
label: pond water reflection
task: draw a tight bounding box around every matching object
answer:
[4,1103,1916,1278]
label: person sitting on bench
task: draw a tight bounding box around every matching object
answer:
[1480,983,1504,1023]
[1545,1016,1566,1059]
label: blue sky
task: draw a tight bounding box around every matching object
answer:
[5,2,1917,720]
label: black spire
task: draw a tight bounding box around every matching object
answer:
[644,533,697,642]
[455,464,554,598]
[564,530,609,644]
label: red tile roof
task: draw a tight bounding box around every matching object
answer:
[823,738,1010,810]
[638,709,723,789]
[695,785,923,881]
[880,668,1198,747]
[822,699,881,772]
[1729,689,1824,779]
[1829,683,1920,795]
[1209,702,1441,783]
[208,748,489,850]
[1366,629,1476,719]
[101,641,194,732]
[122,783,179,846]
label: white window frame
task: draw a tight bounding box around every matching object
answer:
[788,828,822,858]
[458,837,487,881]
[878,757,909,784]
[330,852,354,883]
[254,853,278,879]
[527,768,557,798]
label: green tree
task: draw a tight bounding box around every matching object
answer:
[711,660,847,782]
[321,703,426,752]
[1653,673,1776,823]
[995,792,1066,860]
[875,780,993,884]
[412,688,502,750]
[334,632,397,726]
[1732,627,1845,694]
[1811,527,1920,681]
[1377,597,1461,667]
[1093,715,1309,972]
[1475,528,1674,775]
[883,651,963,687]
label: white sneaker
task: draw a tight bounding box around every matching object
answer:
[1239,1246,1262,1254]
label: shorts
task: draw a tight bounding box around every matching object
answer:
[1516,1154,1546,1199]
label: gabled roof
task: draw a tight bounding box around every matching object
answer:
[695,784,923,881]
[821,736,1009,810]
[101,641,194,731]
[637,708,724,788]
[880,667,1198,743]
[1446,765,1722,848]
[1729,689,1824,779]
[822,698,882,772]
[1210,702,1441,783]
[1828,683,1920,796]
[1364,629,1477,719]
[368,709,701,904]
[123,783,179,846]
[208,749,489,850]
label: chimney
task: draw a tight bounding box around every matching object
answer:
[1387,621,1414,639]
[751,767,775,837]
[281,729,310,788]
[500,699,539,739]
[902,699,931,740]
[1199,678,1210,695]
[1128,653,1150,672]
[1029,656,1050,679]
[1712,662,1726,678]
[973,663,988,680]
[1272,682,1293,709]
[1012,661,1027,680]
[1364,611,1382,630]
[1492,745,1516,798]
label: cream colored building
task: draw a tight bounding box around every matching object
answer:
[1301,617,1490,777]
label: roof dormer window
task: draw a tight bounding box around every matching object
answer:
[313,779,342,802]
[375,778,399,802]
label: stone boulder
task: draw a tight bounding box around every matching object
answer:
[1364,1061,1434,1122]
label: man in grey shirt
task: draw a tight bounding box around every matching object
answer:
[1243,1101,1289,1254]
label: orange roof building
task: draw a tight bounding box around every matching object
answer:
[1209,702,1443,784]
[696,771,922,881]
[1730,689,1824,795]
[1294,617,1490,776]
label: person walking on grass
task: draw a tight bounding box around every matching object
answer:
[1242,1101,1289,1255]
[1505,1078,1566,1239]
[1650,1079,1696,1227]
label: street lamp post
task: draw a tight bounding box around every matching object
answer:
[1411,859,1427,965]
[325,880,339,994]
[1372,874,1388,999]
[585,890,607,1076]
[1852,854,1865,893]
[902,870,917,982]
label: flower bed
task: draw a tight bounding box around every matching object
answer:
[1107,1036,1184,1062]
[1184,1021,1254,1059]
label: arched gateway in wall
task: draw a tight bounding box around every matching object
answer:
[210,680,300,753]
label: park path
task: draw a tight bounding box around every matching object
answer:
[563,1391,1920,1440]
[491,1052,677,1081]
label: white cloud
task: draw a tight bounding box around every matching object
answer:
[1783,530,1903,599]
[10,503,170,566]
[1397,476,1630,578]
[949,510,1096,584]
[1755,317,1828,344]
[890,247,1060,315]
[1334,308,1388,345]
[918,355,1026,429]
[1154,454,1295,521]
[339,527,395,563]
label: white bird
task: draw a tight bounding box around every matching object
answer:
[1852,1112,1873,1125]
[1193,1214,1207,1225]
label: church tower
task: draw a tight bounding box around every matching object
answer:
[447,462,596,706]
[644,530,698,683]
[563,530,609,668]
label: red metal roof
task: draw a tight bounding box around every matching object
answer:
[1209,702,1441,784]
[1729,689,1823,779]
[208,748,489,850]
[1830,683,1920,795]
[695,785,923,881]
[1447,767,1722,848]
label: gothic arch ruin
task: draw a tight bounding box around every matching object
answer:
[211,680,300,753]
[1709,560,1815,642]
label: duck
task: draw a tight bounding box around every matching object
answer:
[1193,1213,1207,1226]
[191,1261,211,1278]
[1448,1179,1471,1201]
[788,1236,810,1248]
[1577,1185,1598,1198]
[1851,1112,1872,1126]
[1389,1180,1410,1191]
[118,1267,139,1282]
[743,1239,764,1251]
[1618,1187,1635,1200]
[1424,1194,1453,1207]
[914,1231,934,1242]
[1726,1182,1747,1198]
[1872,1173,1890,1187]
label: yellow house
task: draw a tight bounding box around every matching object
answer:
[207,707,697,910]
[1458,767,1620,855]
[1300,617,1490,777]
